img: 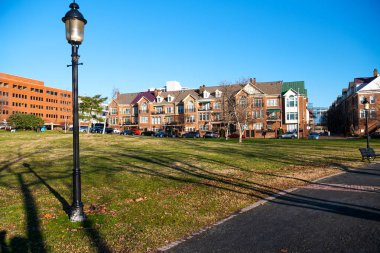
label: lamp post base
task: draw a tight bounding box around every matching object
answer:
[70,204,86,222]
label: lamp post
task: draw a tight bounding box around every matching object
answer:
[363,97,370,149]
[62,1,87,222]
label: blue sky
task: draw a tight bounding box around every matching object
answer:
[1,0,379,107]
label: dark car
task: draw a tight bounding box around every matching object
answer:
[155,131,168,138]
[90,126,103,133]
[182,132,200,138]
[369,132,380,139]
[204,131,219,138]
[308,132,320,140]
[141,131,155,136]
[105,127,114,134]
[228,133,245,138]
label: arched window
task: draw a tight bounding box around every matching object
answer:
[239,96,247,106]
[286,95,297,107]
[186,101,195,112]
[141,103,148,113]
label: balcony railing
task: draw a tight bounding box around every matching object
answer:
[151,111,165,115]
[138,110,149,114]
[185,108,196,113]
[198,107,212,111]
[266,116,280,121]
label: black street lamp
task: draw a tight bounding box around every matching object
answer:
[62,1,87,222]
[362,97,370,149]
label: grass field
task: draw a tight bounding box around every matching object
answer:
[0,132,376,252]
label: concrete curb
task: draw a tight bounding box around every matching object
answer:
[156,170,347,252]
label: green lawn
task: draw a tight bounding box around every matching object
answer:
[0,132,376,252]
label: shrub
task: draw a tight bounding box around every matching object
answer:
[7,114,44,130]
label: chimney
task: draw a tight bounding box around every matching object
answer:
[374,68,379,77]
[154,89,160,97]
[199,84,206,93]
[253,78,256,85]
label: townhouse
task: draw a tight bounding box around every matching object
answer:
[0,73,72,128]
[328,69,380,136]
[108,79,309,138]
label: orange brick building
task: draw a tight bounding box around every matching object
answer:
[0,73,72,127]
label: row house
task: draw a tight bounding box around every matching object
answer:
[108,79,309,138]
[0,72,72,128]
[328,69,380,136]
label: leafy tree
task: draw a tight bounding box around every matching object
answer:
[79,95,108,133]
[7,114,44,130]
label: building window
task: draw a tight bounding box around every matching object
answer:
[360,109,366,119]
[140,116,148,123]
[359,96,364,103]
[253,110,264,119]
[214,102,221,109]
[152,117,161,125]
[370,96,375,104]
[186,115,196,123]
[286,112,298,120]
[166,116,173,124]
[167,96,172,102]
[186,101,195,112]
[178,106,184,113]
[157,97,162,103]
[253,123,263,130]
[111,108,117,115]
[254,98,263,108]
[370,109,376,119]
[166,107,173,113]
[286,95,297,107]
[199,124,209,131]
[141,103,148,113]
[155,107,163,114]
[239,96,247,106]
[199,113,209,121]
[215,90,222,98]
[267,99,278,106]
[213,113,221,121]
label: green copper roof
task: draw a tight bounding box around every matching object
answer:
[282,81,308,97]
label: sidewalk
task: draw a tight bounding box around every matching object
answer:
[161,162,380,253]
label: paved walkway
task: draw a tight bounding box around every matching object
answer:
[161,163,380,253]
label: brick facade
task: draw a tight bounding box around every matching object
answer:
[0,73,72,127]
[108,80,309,138]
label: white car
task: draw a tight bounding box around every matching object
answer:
[278,132,297,139]
[113,129,121,134]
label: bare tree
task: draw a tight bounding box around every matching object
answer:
[218,80,252,143]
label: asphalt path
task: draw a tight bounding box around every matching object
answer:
[163,163,380,253]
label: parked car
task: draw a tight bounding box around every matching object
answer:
[113,129,121,134]
[308,132,320,140]
[120,130,134,135]
[278,131,297,139]
[155,131,168,138]
[79,126,89,132]
[204,131,219,138]
[105,127,114,134]
[228,133,245,138]
[131,129,141,135]
[182,131,200,138]
[90,126,103,133]
[369,132,380,139]
[141,131,155,136]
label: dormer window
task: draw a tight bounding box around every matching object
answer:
[167,95,172,102]
[215,90,222,98]
[156,96,162,103]
[203,90,210,99]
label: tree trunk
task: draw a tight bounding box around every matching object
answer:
[225,123,230,140]
[237,122,243,143]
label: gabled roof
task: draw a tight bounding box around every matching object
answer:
[282,81,307,97]
[255,81,282,95]
[115,92,139,105]
[131,91,155,104]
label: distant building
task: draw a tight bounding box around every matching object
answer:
[0,72,72,129]
[328,68,380,136]
[108,79,310,138]
[309,106,328,132]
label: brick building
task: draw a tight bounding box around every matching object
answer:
[0,73,72,128]
[327,69,380,136]
[108,79,309,138]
